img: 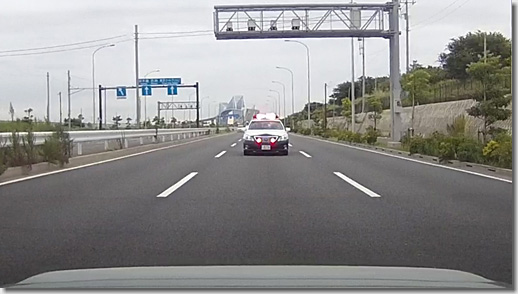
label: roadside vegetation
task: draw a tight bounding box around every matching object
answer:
[0,124,72,177]
[289,30,511,170]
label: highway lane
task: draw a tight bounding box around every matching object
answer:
[0,132,513,286]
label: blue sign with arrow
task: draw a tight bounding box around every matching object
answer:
[116,87,127,99]
[142,85,152,96]
[167,85,178,96]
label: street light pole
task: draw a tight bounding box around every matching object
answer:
[92,44,115,125]
[272,81,286,125]
[201,96,210,119]
[268,89,281,115]
[267,95,277,114]
[285,40,310,129]
[189,93,195,128]
[276,66,294,126]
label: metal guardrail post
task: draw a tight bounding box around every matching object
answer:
[140,137,143,145]
[78,143,83,155]
[124,139,128,148]
[104,140,108,150]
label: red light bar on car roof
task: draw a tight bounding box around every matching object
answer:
[254,113,278,120]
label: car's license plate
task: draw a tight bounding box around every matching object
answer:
[261,145,271,150]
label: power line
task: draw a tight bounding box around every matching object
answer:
[140,33,213,40]
[412,0,465,28]
[413,0,472,31]
[0,39,132,57]
[140,30,213,35]
[0,35,128,53]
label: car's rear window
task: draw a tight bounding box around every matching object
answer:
[248,121,284,130]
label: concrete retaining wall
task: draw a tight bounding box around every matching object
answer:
[321,99,512,138]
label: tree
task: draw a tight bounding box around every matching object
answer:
[112,115,122,129]
[125,117,132,129]
[439,31,511,80]
[422,66,448,84]
[23,108,34,123]
[77,113,84,128]
[366,92,383,130]
[402,69,431,129]
[152,116,165,128]
[466,55,511,143]
[341,98,352,130]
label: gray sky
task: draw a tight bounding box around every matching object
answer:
[0,0,512,123]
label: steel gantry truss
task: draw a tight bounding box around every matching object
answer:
[213,1,403,142]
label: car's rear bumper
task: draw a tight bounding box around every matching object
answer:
[243,140,289,153]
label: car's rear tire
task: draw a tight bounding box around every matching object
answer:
[243,150,251,156]
[281,150,288,156]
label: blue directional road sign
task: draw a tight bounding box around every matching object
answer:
[167,85,178,96]
[139,78,182,86]
[142,85,152,96]
[116,87,127,99]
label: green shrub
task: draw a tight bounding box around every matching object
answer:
[350,132,365,143]
[39,127,72,167]
[0,147,7,176]
[438,140,456,162]
[483,133,512,168]
[363,127,381,145]
[6,131,26,167]
[337,130,353,142]
[456,137,483,163]
[300,128,311,136]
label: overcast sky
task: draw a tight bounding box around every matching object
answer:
[0,0,512,123]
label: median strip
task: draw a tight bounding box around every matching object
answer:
[157,172,198,198]
[0,133,233,187]
[334,172,381,198]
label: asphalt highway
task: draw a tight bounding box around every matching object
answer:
[0,132,513,286]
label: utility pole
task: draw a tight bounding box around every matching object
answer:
[196,82,200,128]
[324,83,327,129]
[58,92,62,125]
[360,38,366,113]
[134,24,141,128]
[389,0,403,142]
[46,72,50,122]
[483,32,487,102]
[351,37,356,133]
[403,0,415,73]
[67,70,71,131]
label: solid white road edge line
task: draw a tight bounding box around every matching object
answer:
[0,135,223,187]
[231,143,237,147]
[294,134,512,184]
[334,172,381,198]
[157,172,198,198]
[215,151,227,158]
[299,151,312,158]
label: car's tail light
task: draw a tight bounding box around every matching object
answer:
[270,137,277,144]
[255,137,262,144]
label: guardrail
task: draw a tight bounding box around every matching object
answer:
[0,128,214,156]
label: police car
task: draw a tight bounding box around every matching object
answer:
[242,113,289,156]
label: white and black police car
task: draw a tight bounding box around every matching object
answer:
[242,113,290,156]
